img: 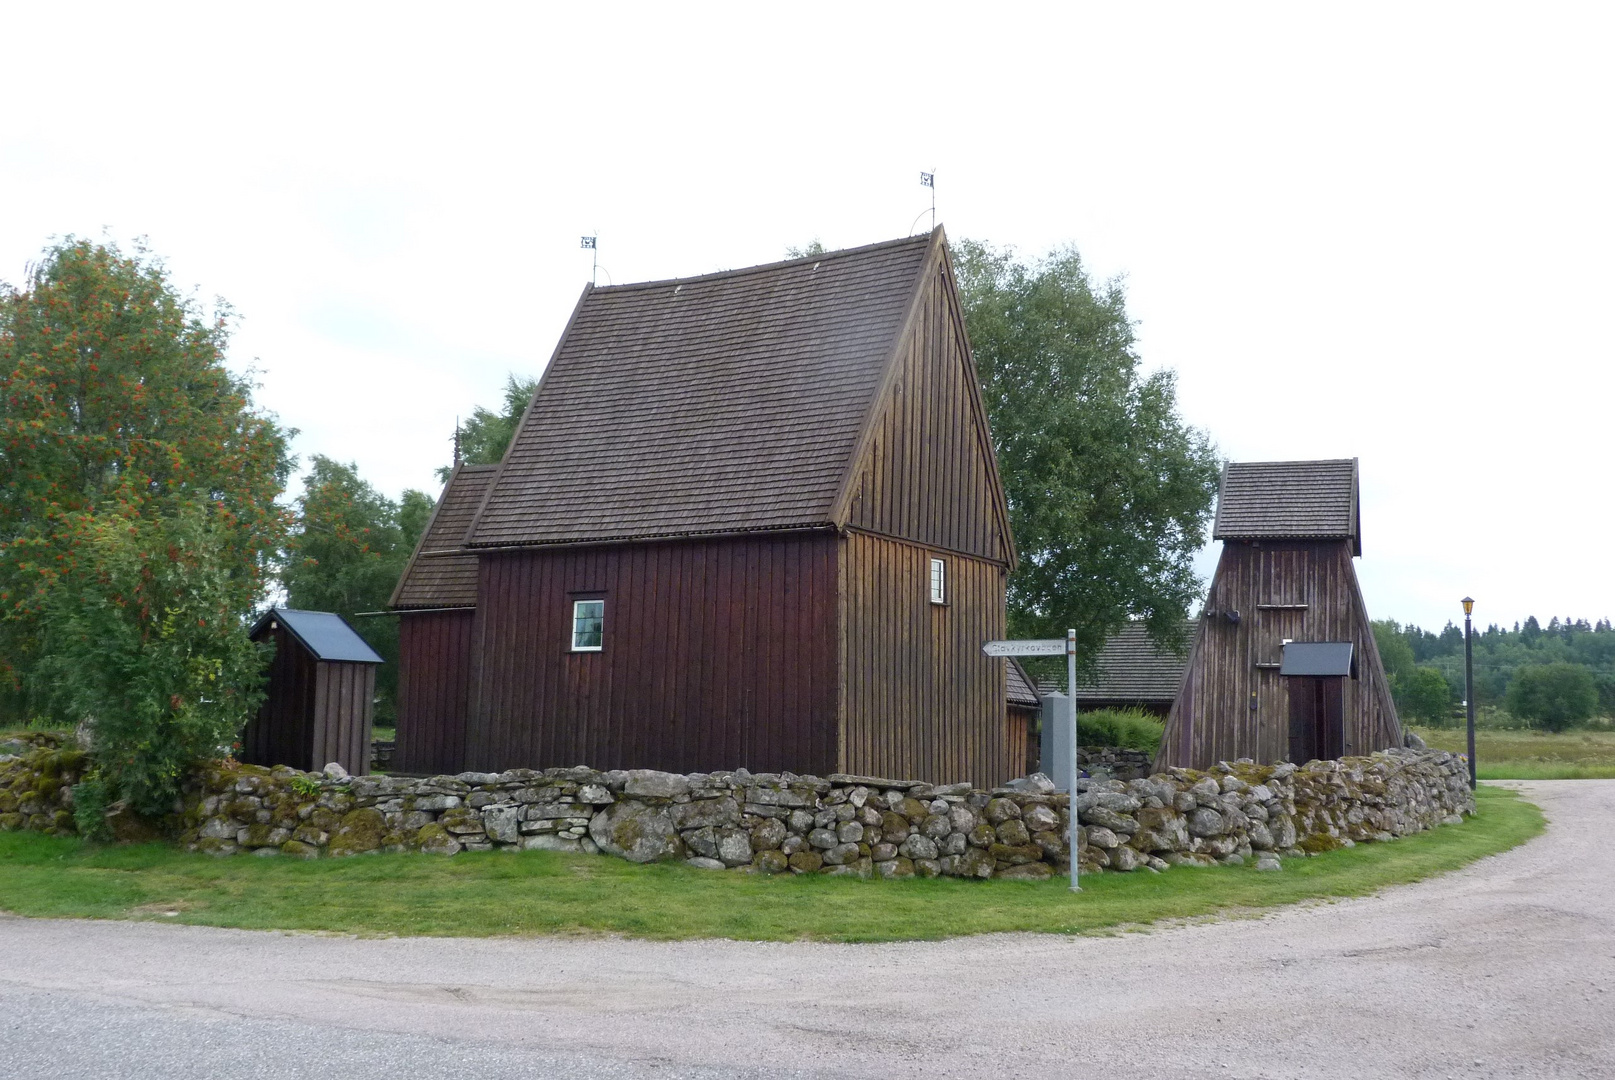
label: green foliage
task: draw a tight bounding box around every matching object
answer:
[953,240,1221,671]
[0,787,1538,941]
[1076,707,1165,754]
[398,488,435,555]
[436,374,536,482]
[0,238,291,709]
[1399,666,1456,726]
[1505,662,1598,732]
[1378,616,1615,724]
[289,774,321,797]
[282,457,428,721]
[1372,619,1415,681]
[35,500,269,826]
[785,239,827,258]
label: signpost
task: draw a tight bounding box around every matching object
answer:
[982,629,1082,892]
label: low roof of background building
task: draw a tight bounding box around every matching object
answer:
[1072,620,1194,704]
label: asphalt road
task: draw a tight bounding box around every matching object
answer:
[2,780,1611,1080]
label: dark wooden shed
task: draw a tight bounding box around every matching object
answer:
[240,608,383,775]
[395,228,1023,785]
[1073,621,1194,717]
[1155,459,1401,770]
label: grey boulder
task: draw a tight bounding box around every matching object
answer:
[588,802,684,862]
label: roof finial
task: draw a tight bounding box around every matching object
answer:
[912,170,937,235]
[452,417,461,467]
[581,234,598,285]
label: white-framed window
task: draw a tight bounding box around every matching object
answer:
[570,599,604,651]
[929,557,946,604]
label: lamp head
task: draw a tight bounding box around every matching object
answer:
[1461,597,1475,617]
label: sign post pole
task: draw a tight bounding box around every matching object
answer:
[979,634,1081,894]
[1067,628,1080,892]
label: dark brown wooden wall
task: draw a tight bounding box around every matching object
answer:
[395,610,475,775]
[467,533,840,775]
[839,532,1011,786]
[241,624,316,770]
[843,259,1008,564]
[1157,540,1401,770]
[242,625,373,775]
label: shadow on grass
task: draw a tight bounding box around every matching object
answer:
[0,787,1542,943]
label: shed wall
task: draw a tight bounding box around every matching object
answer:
[311,661,374,776]
[241,624,316,770]
[838,532,1011,786]
[395,609,475,775]
[467,533,840,775]
[1157,540,1400,770]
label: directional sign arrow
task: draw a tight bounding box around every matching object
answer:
[980,639,1067,657]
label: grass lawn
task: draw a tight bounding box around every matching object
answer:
[0,786,1540,943]
[1413,726,1615,780]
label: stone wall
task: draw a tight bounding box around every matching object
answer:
[0,733,83,835]
[1077,746,1154,781]
[1,733,1477,880]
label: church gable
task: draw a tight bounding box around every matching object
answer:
[839,249,1012,565]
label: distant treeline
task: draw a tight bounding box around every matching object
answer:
[1375,617,1615,729]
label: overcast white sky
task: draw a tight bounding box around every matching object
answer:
[4,3,1610,632]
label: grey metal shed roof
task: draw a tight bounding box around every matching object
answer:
[1280,641,1355,677]
[251,608,384,664]
[1212,459,1361,555]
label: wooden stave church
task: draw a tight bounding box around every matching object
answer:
[1155,459,1403,771]
[391,229,1024,786]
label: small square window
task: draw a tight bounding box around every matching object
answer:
[929,558,946,604]
[571,599,604,651]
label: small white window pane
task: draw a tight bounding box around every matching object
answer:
[572,599,604,650]
[929,558,946,604]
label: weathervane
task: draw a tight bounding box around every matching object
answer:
[581,235,598,285]
[912,170,937,234]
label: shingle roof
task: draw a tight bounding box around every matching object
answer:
[1073,621,1193,705]
[390,463,498,609]
[1212,459,1360,555]
[1006,659,1041,708]
[250,608,383,664]
[467,232,939,548]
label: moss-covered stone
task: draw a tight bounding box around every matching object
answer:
[416,822,461,855]
[327,807,386,856]
[1298,833,1346,854]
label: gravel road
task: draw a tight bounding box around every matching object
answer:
[2,780,1611,1080]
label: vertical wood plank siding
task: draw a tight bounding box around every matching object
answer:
[839,532,1010,786]
[844,260,1008,563]
[395,610,476,775]
[1157,540,1401,770]
[240,627,373,775]
[467,533,839,775]
[240,625,317,770]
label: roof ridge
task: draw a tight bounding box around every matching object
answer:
[1227,457,1356,467]
[590,230,937,295]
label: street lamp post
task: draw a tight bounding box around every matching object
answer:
[1462,597,1476,790]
